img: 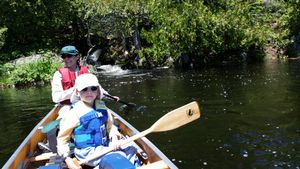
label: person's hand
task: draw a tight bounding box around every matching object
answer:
[65,157,82,169]
[109,139,122,151]
[112,96,120,101]
[109,127,122,142]
[110,134,118,143]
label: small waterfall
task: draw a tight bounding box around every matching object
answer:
[97,65,130,76]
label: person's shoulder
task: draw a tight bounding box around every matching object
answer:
[79,65,90,73]
[58,67,70,73]
[53,70,62,78]
[60,107,78,123]
[71,101,93,117]
[71,101,84,110]
[62,102,83,120]
[95,99,107,109]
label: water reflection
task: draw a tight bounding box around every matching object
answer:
[0,87,53,165]
[1,60,300,168]
[97,61,300,169]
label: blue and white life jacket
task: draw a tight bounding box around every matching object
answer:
[73,102,109,149]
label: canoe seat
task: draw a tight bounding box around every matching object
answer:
[40,119,62,153]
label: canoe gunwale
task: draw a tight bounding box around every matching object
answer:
[3,105,60,169]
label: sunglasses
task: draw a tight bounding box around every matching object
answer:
[61,54,76,59]
[81,86,98,92]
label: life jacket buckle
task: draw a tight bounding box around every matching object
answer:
[96,112,103,118]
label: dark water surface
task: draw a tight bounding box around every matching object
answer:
[1,59,299,168]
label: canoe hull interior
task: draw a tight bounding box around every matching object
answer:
[3,105,177,169]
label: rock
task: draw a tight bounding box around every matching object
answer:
[175,54,193,69]
[9,52,60,66]
[10,54,43,65]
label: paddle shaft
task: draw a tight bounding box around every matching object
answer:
[79,129,151,165]
[104,93,136,107]
[79,101,200,165]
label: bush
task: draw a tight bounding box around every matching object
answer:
[140,1,289,66]
[1,53,62,87]
[0,63,14,84]
[0,27,7,51]
[10,58,61,86]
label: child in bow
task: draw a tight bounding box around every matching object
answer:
[56,73,137,169]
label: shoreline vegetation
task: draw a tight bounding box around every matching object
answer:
[0,51,63,88]
[1,1,300,88]
[0,48,296,89]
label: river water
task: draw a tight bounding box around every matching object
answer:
[0,59,299,169]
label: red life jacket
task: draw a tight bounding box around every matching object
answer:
[58,66,89,105]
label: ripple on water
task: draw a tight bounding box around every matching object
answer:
[231,129,300,168]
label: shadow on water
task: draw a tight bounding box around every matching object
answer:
[1,60,300,168]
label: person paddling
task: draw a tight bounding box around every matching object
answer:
[56,73,137,169]
[51,45,119,119]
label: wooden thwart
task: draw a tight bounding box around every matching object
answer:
[30,152,57,162]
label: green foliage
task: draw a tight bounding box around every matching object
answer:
[0,0,84,60]
[74,0,146,39]
[7,56,61,87]
[287,0,300,36]
[140,0,290,66]
[0,27,7,50]
[0,0,297,69]
[0,62,14,84]
[283,0,300,56]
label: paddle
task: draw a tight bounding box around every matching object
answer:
[104,93,136,107]
[79,101,200,165]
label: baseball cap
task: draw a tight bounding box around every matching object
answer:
[60,45,79,56]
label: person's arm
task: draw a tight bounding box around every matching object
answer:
[99,86,120,101]
[57,110,79,157]
[57,109,81,168]
[51,71,75,103]
[106,109,122,142]
[59,100,98,168]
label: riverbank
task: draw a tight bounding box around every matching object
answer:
[0,52,62,88]
[1,44,299,89]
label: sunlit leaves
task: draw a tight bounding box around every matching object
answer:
[0,0,295,67]
[139,0,291,65]
[9,55,62,86]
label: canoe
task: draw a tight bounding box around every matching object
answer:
[3,105,178,169]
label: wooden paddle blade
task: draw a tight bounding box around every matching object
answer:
[150,101,200,132]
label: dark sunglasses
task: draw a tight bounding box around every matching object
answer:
[81,86,98,92]
[61,54,76,59]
